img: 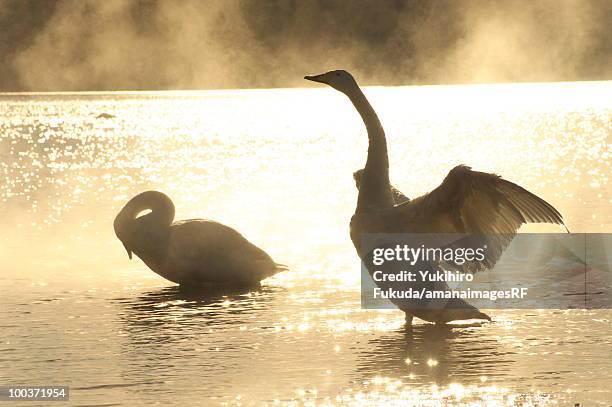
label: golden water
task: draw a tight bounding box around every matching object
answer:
[1,82,611,406]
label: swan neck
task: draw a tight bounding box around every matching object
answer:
[124,192,175,226]
[346,86,394,211]
[148,196,175,226]
[114,191,175,264]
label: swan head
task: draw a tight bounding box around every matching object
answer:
[113,191,175,260]
[304,70,358,94]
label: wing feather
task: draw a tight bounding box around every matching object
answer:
[393,165,566,272]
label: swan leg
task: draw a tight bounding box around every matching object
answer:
[404,312,413,326]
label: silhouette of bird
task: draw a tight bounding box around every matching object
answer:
[306,70,567,325]
[353,169,409,205]
[114,191,285,290]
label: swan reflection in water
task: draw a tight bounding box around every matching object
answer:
[109,285,286,397]
[355,323,514,386]
[114,285,285,345]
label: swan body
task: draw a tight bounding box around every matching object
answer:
[354,169,409,205]
[114,191,284,289]
[306,70,567,324]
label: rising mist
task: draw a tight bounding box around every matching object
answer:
[0,0,610,91]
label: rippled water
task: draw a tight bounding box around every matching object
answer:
[1,83,611,406]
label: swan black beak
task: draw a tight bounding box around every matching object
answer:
[122,241,133,260]
[304,74,326,84]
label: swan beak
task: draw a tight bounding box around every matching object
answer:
[122,241,133,260]
[304,74,327,84]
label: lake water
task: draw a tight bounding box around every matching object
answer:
[1,82,611,406]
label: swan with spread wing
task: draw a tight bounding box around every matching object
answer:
[114,191,286,290]
[306,70,567,325]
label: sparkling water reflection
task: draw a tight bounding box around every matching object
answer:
[0,83,611,405]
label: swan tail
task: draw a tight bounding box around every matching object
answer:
[435,308,491,323]
[443,308,491,323]
[268,262,288,277]
[474,310,492,322]
[255,260,288,281]
[404,299,492,323]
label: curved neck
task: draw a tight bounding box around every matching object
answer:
[116,192,175,266]
[124,191,175,227]
[345,86,394,212]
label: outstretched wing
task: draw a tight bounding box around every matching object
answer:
[393,165,566,272]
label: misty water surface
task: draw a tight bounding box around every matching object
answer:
[0,83,611,406]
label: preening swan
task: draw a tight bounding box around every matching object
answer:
[114,191,285,289]
[306,70,567,325]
